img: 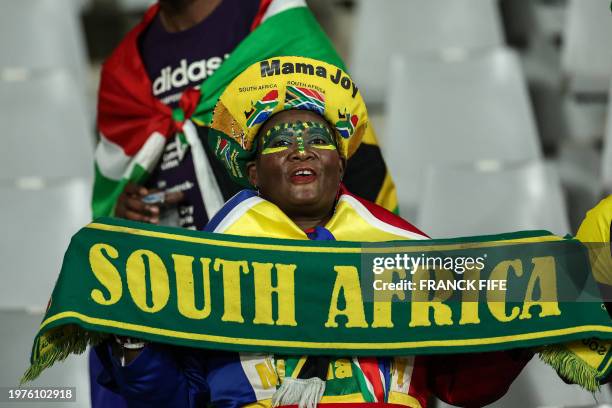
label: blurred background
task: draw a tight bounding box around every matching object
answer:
[0,0,611,407]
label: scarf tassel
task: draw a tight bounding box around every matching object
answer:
[539,345,601,392]
[272,377,326,408]
[21,327,108,384]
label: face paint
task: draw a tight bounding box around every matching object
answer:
[260,121,337,155]
[304,123,337,151]
[296,134,306,155]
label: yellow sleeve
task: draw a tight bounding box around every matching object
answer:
[576,195,612,284]
[576,196,612,243]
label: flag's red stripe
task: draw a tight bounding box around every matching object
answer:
[251,0,273,31]
[262,89,279,101]
[340,185,428,238]
[359,357,386,403]
[299,87,324,101]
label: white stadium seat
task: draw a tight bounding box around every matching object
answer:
[0,0,88,86]
[562,0,612,94]
[0,178,91,309]
[384,48,541,217]
[0,71,93,179]
[416,160,570,238]
[603,82,612,191]
[350,0,504,104]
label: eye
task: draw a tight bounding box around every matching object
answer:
[271,139,292,148]
[310,137,328,145]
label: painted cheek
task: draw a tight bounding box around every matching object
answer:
[311,144,337,151]
[261,146,290,155]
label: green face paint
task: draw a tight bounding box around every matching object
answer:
[260,121,337,155]
[296,134,306,155]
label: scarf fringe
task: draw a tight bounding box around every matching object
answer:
[272,377,326,408]
[539,345,600,392]
[21,326,108,384]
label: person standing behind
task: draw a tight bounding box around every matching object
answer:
[107,0,261,230]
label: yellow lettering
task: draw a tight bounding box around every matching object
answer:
[409,268,453,327]
[488,259,522,322]
[373,302,393,328]
[459,268,481,325]
[520,256,561,319]
[325,266,368,328]
[173,255,212,320]
[89,243,122,306]
[214,259,249,323]
[333,359,353,379]
[327,362,334,380]
[252,262,297,326]
[126,250,169,313]
[372,268,406,328]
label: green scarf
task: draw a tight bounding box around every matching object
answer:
[22,218,612,391]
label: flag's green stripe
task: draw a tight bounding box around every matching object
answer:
[92,164,149,218]
[191,7,344,125]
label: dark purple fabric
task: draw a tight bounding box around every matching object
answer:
[137,0,259,231]
[140,0,259,107]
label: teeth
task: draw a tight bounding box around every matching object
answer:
[296,169,313,176]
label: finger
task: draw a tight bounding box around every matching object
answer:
[126,182,150,197]
[114,202,127,219]
[124,183,140,195]
[136,186,149,196]
[126,197,159,215]
[124,209,148,222]
[125,209,158,224]
[164,191,185,205]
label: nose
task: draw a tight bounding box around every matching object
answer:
[288,142,315,161]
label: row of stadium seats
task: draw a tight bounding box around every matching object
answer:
[0,0,89,88]
[0,0,93,308]
[347,2,611,407]
[382,49,547,227]
[348,0,611,241]
[350,0,612,152]
[351,0,612,100]
[0,1,93,398]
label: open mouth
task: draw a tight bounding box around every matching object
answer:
[290,167,317,184]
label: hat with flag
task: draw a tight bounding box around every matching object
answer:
[209,56,370,187]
